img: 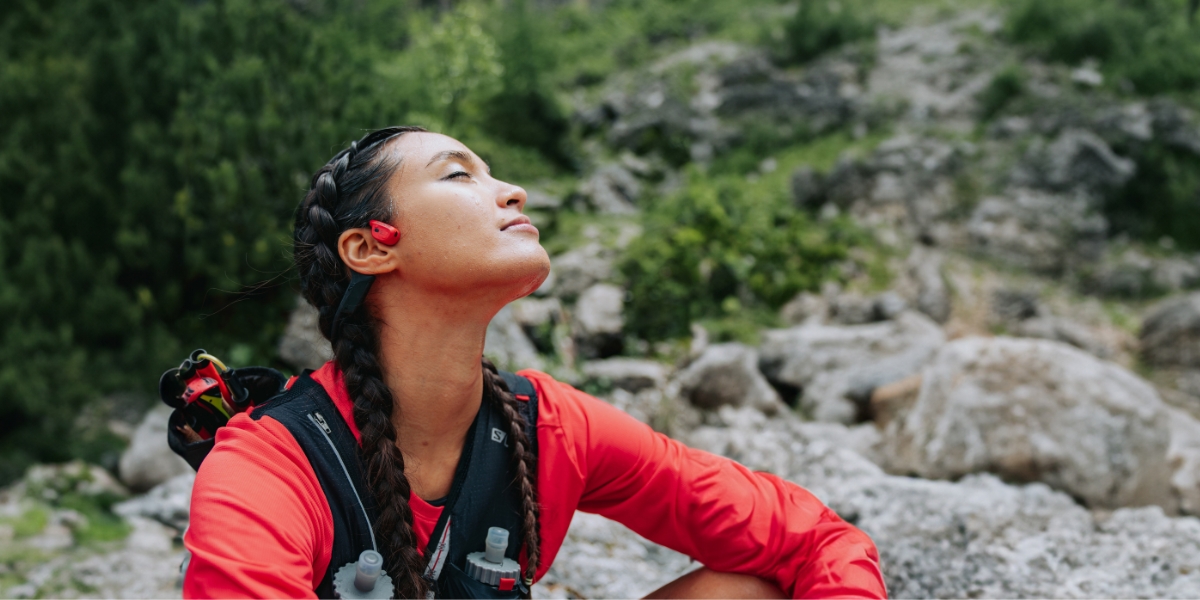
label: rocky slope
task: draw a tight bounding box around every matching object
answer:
[8,6,1200,599]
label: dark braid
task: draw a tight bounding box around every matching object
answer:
[292,127,542,595]
[295,126,430,597]
[481,358,541,584]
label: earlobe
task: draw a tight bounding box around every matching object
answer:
[338,226,400,276]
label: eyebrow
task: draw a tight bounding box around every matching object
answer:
[425,150,491,174]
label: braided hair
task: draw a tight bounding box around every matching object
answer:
[292,127,541,596]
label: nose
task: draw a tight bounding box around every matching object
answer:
[497,182,527,212]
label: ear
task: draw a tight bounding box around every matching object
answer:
[337,227,400,276]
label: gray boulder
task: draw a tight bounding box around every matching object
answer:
[877,337,1178,512]
[831,474,1200,599]
[485,306,543,371]
[908,247,950,324]
[118,405,191,494]
[114,472,194,532]
[676,343,782,414]
[1085,246,1200,298]
[779,292,828,325]
[686,406,1200,599]
[1015,129,1136,194]
[1142,293,1200,367]
[510,297,563,330]
[278,297,333,371]
[579,164,641,214]
[967,188,1107,274]
[549,243,615,299]
[1013,315,1112,359]
[537,512,694,600]
[573,284,625,359]
[581,358,668,393]
[759,311,945,423]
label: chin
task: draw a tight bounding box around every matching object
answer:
[510,250,551,299]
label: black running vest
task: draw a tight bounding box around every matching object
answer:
[250,372,539,599]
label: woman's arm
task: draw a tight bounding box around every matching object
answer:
[183,414,333,599]
[524,372,885,599]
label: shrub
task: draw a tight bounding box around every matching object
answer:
[978,63,1025,120]
[620,167,865,341]
[781,0,877,65]
[1007,0,1200,94]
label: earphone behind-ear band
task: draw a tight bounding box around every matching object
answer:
[369,220,400,245]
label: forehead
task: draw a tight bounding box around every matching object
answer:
[388,132,480,170]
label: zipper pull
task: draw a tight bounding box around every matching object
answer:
[311,412,332,434]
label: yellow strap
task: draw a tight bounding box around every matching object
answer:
[196,353,228,372]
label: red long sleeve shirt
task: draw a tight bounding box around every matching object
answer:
[183,363,885,598]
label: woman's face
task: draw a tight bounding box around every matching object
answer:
[379,132,550,301]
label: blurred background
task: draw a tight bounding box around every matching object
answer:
[5,0,1200,597]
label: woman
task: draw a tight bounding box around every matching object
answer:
[184,127,886,599]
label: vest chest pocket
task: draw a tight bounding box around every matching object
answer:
[438,561,525,600]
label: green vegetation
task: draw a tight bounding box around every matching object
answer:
[9,506,49,538]
[1006,0,1200,94]
[8,0,1198,486]
[620,165,869,342]
[1106,142,1200,251]
[780,0,878,65]
[978,63,1026,120]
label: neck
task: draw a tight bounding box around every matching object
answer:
[370,281,499,498]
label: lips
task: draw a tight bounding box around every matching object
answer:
[501,215,537,234]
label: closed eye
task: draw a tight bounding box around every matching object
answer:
[444,170,471,180]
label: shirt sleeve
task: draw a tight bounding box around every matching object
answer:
[526,372,886,599]
[183,413,334,599]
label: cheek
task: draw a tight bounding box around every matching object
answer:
[400,192,496,263]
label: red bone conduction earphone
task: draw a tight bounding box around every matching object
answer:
[369,220,400,245]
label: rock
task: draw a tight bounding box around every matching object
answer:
[17,516,186,599]
[676,343,782,414]
[485,305,543,371]
[510,297,563,330]
[873,292,908,321]
[688,405,1200,599]
[990,288,1043,322]
[579,164,641,214]
[830,293,877,325]
[1085,247,1200,298]
[1151,99,1200,157]
[1141,293,1200,367]
[573,284,625,359]
[908,248,950,324]
[581,358,668,393]
[967,188,1107,273]
[536,512,693,600]
[820,134,970,240]
[1014,129,1136,194]
[1013,315,1112,358]
[524,189,563,210]
[118,405,191,494]
[114,472,195,532]
[790,166,825,209]
[759,311,945,423]
[278,297,333,372]
[1167,406,1200,516]
[877,337,1178,512]
[593,42,860,164]
[549,243,615,299]
[686,405,888,488]
[779,292,827,325]
[829,473,1200,599]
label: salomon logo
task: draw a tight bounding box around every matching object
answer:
[491,428,507,444]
